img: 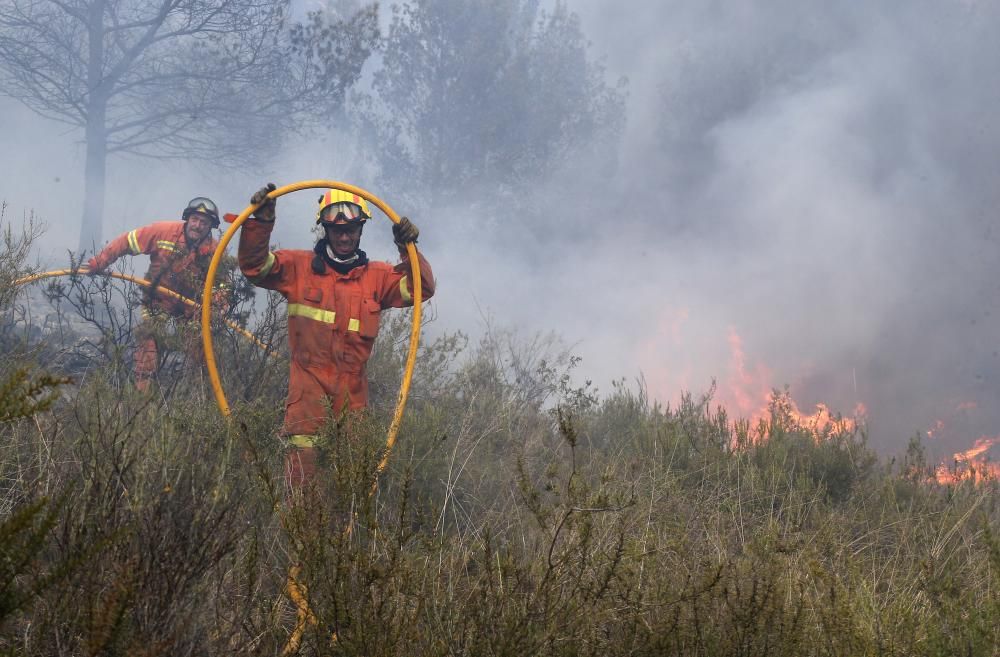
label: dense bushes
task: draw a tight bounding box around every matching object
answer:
[0,221,997,655]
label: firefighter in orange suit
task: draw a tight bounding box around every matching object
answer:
[86,197,228,389]
[238,183,435,489]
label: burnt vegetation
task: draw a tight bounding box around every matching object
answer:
[0,222,997,657]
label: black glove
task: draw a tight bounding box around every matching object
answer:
[250,183,277,222]
[393,216,419,246]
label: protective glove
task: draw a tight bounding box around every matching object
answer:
[392,216,419,247]
[250,183,277,222]
[85,257,102,276]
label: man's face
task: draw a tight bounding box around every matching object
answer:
[324,222,364,258]
[185,213,212,242]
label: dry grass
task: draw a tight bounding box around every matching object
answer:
[0,220,997,656]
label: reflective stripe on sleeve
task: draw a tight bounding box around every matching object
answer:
[288,303,335,324]
[399,275,412,304]
[348,318,360,332]
[288,434,318,448]
[127,230,141,254]
[250,252,277,282]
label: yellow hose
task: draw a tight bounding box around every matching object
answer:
[12,268,267,349]
[283,564,317,656]
[200,181,422,479]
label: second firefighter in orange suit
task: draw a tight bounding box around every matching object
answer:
[86,197,230,389]
[238,183,435,489]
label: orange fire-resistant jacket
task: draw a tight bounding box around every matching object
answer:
[91,221,219,318]
[238,217,436,437]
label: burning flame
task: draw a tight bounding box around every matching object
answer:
[921,403,998,485]
[639,309,997,485]
[934,436,1000,484]
[721,327,864,442]
[782,400,865,436]
[724,327,772,419]
[640,315,865,444]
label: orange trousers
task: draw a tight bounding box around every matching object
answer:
[133,309,202,389]
[284,446,319,492]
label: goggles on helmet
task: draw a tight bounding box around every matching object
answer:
[319,202,367,225]
[183,196,220,227]
[316,189,371,225]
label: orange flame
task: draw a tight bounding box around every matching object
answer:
[958,436,998,461]
[922,404,999,485]
[784,400,866,436]
[641,311,996,485]
[933,435,1000,484]
[723,327,773,422]
[721,327,863,443]
[640,315,861,445]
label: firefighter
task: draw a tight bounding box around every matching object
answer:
[238,183,435,489]
[86,197,230,390]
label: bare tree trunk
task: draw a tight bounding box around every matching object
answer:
[79,102,107,254]
[78,0,107,255]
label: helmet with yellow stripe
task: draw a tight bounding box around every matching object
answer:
[316,189,371,225]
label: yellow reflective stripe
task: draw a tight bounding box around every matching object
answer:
[254,252,277,280]
[399,275,412,304]
[288,434,317,448]
[156,240,178,252]
[288,303,335,324]
[127,230,141,254]
[258,251,278,278]
[348,318,360,332]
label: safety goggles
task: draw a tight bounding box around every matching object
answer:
[186,197,218,217]
[319,202,368,224]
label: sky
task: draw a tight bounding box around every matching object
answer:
[2,0,1000,461]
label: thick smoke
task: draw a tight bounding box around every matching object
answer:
[566,0,1000,456]
[2,0,999,460]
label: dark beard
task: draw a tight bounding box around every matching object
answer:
[183,225,209,249]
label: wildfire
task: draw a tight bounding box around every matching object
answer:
[782,400,866,435]
[724,328,772,419]
[920,403,998,485]
[639,310,997,485]
[934,435,1000,484]
[721,327,864,442]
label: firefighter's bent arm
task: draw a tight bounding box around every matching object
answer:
[238,217,294,291]
[379,250,436,309]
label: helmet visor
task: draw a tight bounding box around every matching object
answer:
[319,202,367,224]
